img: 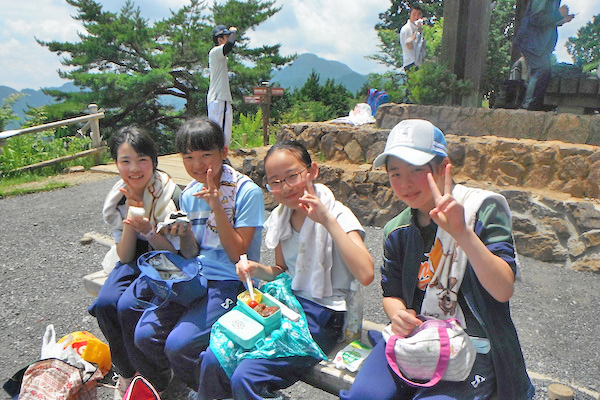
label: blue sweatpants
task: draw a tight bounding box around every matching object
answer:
[159,280,246,389]
[339,334,496,400]
[88,261,139,378]
[116,274,187,391]
[196,297,345,400]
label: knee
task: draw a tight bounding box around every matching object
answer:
[164,328,198,363]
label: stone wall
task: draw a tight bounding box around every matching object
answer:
[377,103,600,145]
[235,117,600,274]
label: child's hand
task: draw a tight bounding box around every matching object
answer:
[390,308,423,337]
[427,164,467,238]
[119,187,143,208]
[298,173,331,225]
[193,167,222,210]
[166,219,192,238]
[236,258,259,282]
[124,216,152,235]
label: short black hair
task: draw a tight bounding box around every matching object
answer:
[175,118,225,154]
[108,126,158,170]
[265,140,312,168]
[411,4,425,14]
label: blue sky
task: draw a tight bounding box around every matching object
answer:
[0,0,597,91]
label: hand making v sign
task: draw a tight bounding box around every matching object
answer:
[193,167,222,210]
[298,172,331,226]
[426,163,467,239]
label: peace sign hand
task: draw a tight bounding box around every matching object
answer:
[193,167,221,210]
[298,173,331,225]
[119,186,143,208]
[426,164,467,238]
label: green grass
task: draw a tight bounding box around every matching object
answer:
[0,175,70,198]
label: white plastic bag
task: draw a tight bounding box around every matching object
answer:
[101,245,119,274]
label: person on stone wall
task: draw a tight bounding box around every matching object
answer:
[514,0,574,111]
[400,4,426,71]
[340,119,535,400]
[208,25,238,146]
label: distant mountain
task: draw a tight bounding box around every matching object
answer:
[0,82,80,129]
[271,53,368,94]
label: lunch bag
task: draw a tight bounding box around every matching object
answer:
[137,251,207,307]
[383,316,476,387]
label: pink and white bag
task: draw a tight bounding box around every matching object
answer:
[383,316,476,387]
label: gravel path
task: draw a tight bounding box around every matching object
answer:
[1,174,598,399]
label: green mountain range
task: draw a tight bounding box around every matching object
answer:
[272,53,368,93]
[1,53,367,129]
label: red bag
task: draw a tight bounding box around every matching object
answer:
[123,376,161,400]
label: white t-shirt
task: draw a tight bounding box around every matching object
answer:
[280,205,365,311]
[207,45,232,104]
[400,19,419,67]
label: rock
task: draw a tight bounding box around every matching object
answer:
[571,254,600,274]
[567,237,586,257]
[581,229,600,247]
[344,140,364,164]
[514,232,568,262]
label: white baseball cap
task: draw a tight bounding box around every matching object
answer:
[372,119,448,168]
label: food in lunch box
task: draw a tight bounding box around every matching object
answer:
[253,303,279,317]
[239,290,262,304]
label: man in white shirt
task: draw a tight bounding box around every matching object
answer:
[208,25,238,146]
[399,5,425,71]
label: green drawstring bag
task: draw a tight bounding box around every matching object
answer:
[209,273,327,377]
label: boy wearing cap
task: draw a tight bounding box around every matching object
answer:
[208,25,237,146]
[340,120,534,399]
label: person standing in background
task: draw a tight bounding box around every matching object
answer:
[515,0,574,110]
[208,25,238,146]
[399,4,426,71]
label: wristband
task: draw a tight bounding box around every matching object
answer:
[143,228,156,240]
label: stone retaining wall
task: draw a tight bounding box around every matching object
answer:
[235,120,600,273]
[377,103,600,145]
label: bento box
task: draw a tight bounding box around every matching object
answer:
[218,309,265,349]
[237,290,282,334]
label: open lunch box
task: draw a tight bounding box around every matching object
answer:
[218,289,283,349]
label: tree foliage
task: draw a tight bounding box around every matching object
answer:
[37,0,292,142]
[566,14,600,70]
[0,93,23,131]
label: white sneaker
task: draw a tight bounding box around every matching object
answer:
[113,376,133,400]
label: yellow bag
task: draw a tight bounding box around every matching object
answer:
[58,331,111,375]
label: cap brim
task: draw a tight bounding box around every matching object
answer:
[372,146,436,168]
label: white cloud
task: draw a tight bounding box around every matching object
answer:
[246,0,390,75]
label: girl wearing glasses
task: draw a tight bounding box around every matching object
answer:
[196,140,374,399]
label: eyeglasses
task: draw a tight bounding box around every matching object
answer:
[266,168,308,192]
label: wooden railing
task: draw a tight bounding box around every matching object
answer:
[0,104,105,172]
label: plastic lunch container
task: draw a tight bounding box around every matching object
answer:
[218,309,266,349]
[237,290,282,335]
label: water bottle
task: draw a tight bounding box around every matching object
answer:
[344,280,364,341]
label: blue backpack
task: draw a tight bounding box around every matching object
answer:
[366,89,389,117]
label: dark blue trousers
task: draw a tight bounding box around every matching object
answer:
[522,49,552,110]
[196,297,345,400]
[88,261,139,378]
[339,334,496,400]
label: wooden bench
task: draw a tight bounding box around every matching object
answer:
[82,232,382,395]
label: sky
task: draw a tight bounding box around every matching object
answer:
[0,0,598,91]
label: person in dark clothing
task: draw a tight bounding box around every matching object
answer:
[515,0,574,110]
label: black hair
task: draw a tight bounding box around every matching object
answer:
[175,118,225,154]
[108,126,158,170]
[265,140,312,168]
[213,35,222,46]
[411,4,425,14]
